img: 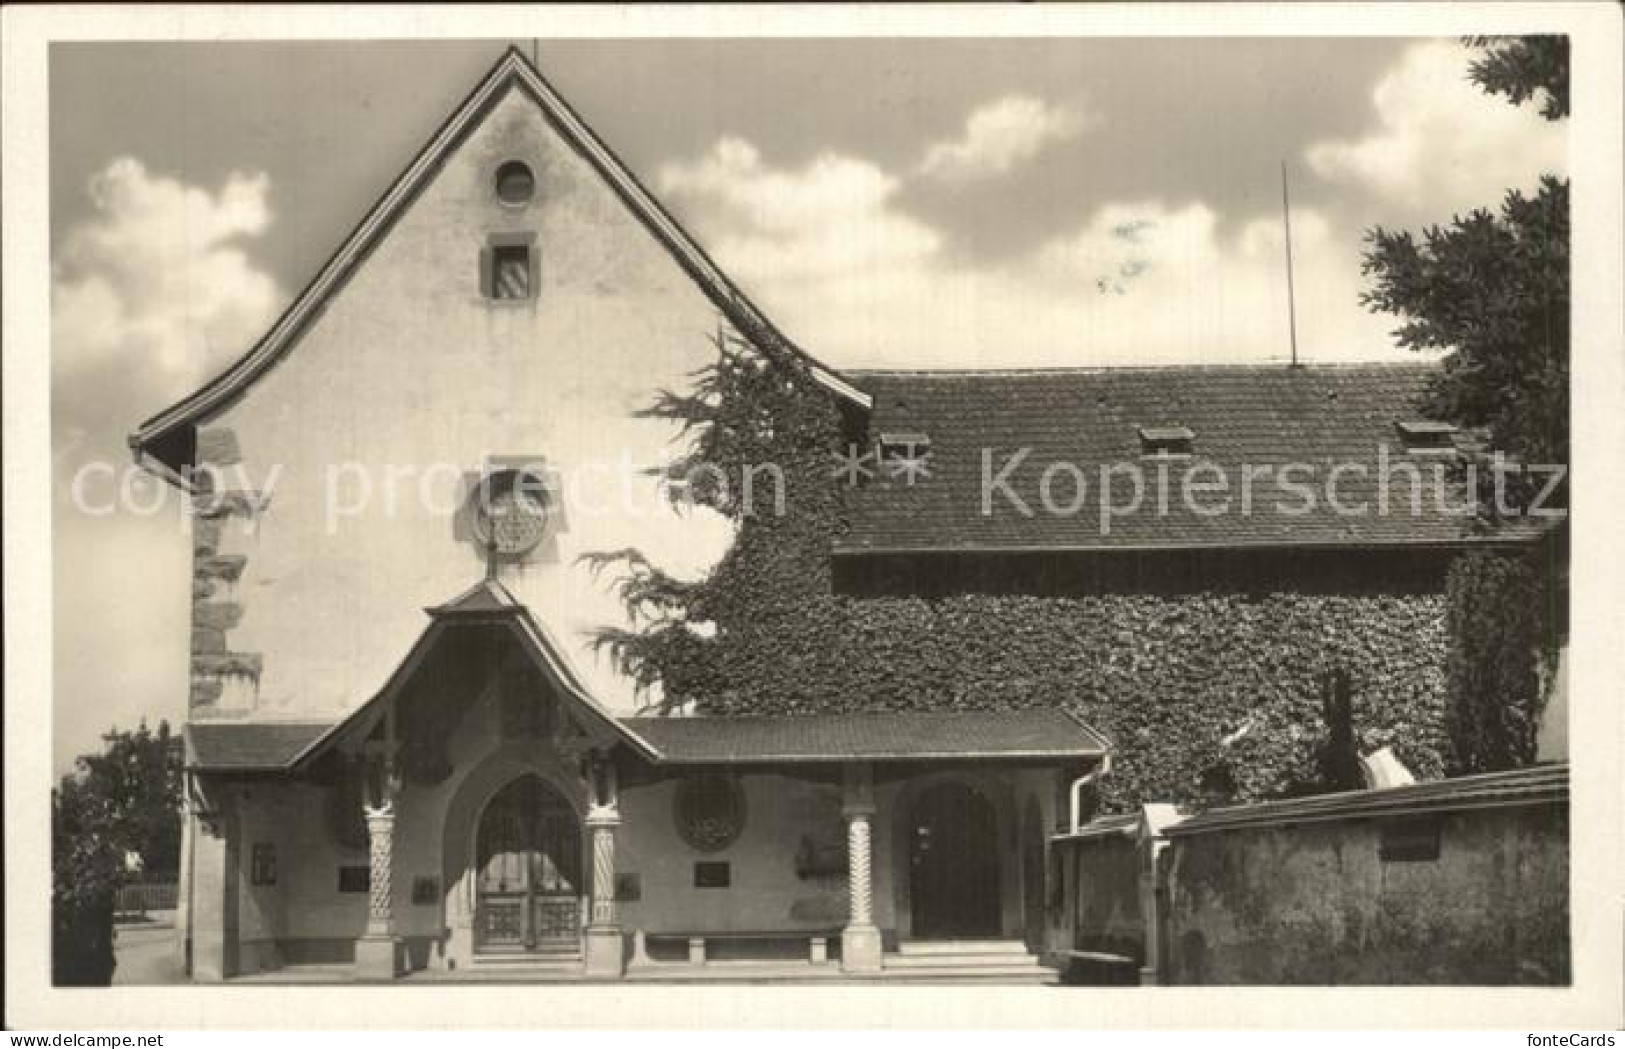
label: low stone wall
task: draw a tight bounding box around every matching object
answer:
[1160,765,1569,985]
[1052,765,1569,986]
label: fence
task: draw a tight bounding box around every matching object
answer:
[115,877,179,916]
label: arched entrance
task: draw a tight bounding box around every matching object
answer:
[474,774,583,954]
[908,781,1002,939]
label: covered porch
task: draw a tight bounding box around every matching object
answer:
[177,581,1108,982]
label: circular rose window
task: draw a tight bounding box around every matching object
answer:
[472,470,550,556]
[495,160,536,205]
[674,773,746,853]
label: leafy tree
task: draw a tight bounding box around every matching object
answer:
[582,321,845,714]
[1361,36,1569,514]
[1443,553,1549,772]
[73,720,185,875]
[53,773,121,984]
[1466,35,1568,119]
[51,720,185,984]
[1362,37,1569,773]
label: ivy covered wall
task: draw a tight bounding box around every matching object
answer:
[591,331,1460,812]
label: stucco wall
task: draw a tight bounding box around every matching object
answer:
[616,770,854,938]
[195,80,734,723]
[208,750,1061,972]
[1056,831,1144,965]
[1163,802,1569,985]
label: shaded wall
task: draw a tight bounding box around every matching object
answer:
[1057,829,1143,966]
[1163,800,1569,985]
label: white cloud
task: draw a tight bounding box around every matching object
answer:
[53,157,281,387]
[917,95,1088,183]
[660,138,939,283]
[50,158,282,774]
[1307,40,1567,216]
[661,141,1395,369]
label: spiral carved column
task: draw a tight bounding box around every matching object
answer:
[354,796,403,979]
[590,819,617,927]
[582,750,625,977]
[365,807,395,936]
[847,811,874,927]
[840,763,883,972]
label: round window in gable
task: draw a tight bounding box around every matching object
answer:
[471,468,551,557]
[494,161,536,205]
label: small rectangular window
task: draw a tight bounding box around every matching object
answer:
[490,244,532,301]
[338,865,371,893]
[1139,425,1194,458]
[1396,420,1458,456]
[251,843,276,886]
[694,861,730,888]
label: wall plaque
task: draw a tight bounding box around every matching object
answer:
[694,861,731,889]
[1378,815,1443,862]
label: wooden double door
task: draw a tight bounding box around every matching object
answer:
[474,775,583,953]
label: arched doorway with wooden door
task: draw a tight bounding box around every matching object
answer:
[908,781,1002,939]
[473,774,584,956]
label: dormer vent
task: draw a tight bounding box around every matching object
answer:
[1138,425,1194,458]
[1396,420,1458,455]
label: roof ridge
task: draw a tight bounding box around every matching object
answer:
[620,708,1073,723]
[848,361,1438,378]
[190,717,337,726]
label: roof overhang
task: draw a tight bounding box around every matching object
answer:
[618,709,1108,766]
[830,535,1547,557]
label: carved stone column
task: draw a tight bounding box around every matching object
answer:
[582,752,624,977]
[364,807,396,937]
[589,818,618,927]
[841,763,883,973]
[354,754,403,980]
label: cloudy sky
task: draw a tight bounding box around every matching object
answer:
[49,37,1566,774]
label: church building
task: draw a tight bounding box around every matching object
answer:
[129,49,1529,982]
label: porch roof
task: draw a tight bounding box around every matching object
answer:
[186,720,335,772]
[187,709,1107,772]
[618,709,1107,764]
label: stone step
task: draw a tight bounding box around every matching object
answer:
[895,939,1032,957]
[875,964,1056,982]
[471,952,583,969]
[884,952,1047,971]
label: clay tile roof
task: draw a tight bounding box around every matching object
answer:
[619,709,1107,764]
[839,362,1543,554]
[185,720,336,772]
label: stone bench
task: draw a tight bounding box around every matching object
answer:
[634,929,840,966]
